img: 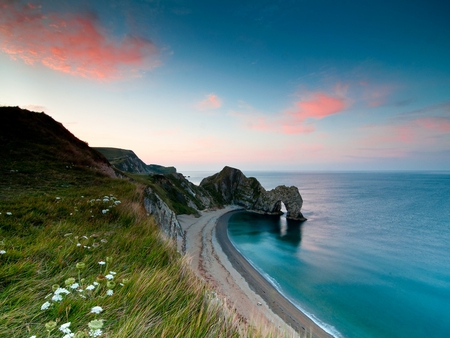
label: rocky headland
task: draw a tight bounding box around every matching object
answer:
[200,166,306,221]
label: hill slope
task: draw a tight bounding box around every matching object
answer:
[95,147,176,175]
[0,106,115,198]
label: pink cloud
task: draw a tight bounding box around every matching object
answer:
[196,94,222,110]
[414,117,450,133]
[359,116,450,149]
[232,92,347,135]
[281,93,346,134]
[0,2,160,80]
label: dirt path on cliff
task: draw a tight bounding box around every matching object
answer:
[178,207,334,338]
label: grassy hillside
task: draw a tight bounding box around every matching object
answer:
[0,107,280,337]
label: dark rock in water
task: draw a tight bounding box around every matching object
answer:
[200,166,306,221]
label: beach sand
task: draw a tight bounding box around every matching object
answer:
[177,206,333,338]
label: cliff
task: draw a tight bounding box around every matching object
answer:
[95,147,176,175]
[200,166,306,221]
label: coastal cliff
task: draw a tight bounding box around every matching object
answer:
[95,147,176,175]
[200,166,306,221]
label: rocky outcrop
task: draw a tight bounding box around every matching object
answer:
[144,186,183,241]
[200,166,306,221]
[95,147,176,175]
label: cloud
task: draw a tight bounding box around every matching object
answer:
[358,116,450,149]
[0,2,160,80]
[196,94,222,110]
[232,91,347,134]
[281,93,346,134]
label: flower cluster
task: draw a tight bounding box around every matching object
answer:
[88,195,121,217]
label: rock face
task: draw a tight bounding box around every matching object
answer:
[143,187,183,241]
[200,166,306,221]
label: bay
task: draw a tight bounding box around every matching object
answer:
[186,171,450,338]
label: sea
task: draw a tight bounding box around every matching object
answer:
[184,171,450,338]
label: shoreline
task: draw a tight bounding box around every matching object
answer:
[178,207,333,338]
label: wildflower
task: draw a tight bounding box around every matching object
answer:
[101,209,109,214]
[98,261,105,265]
[65,277,76,286]
[76,262,86,270]
[0,250,6,255]
[100,239,107,243]
[106,289,114,296]
[105,274,114,280]
[109,271,116,275]
[40,301,51,310]
[56,197,61,200]
[90,306,103,314]
[45,320,57,331]
[6,212,12,216]
[59,322,72,334]
[96,275,107,283]
[30,336,36,338]
[114,200,121,205]
[89,329,102,337]
[86,285,95,291]
[77,243,82,247]
[55,287,70,295]
[70,283,80,289]
[88,319,104,330]
[52,294,63,302]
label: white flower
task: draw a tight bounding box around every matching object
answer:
[76,243,81,247]
[55,287,70,295]
[98,261,106,265]
[86,285,95,291]
[59,322,72,334]
[90,306,103,314]
[89,329,103,337]
[40,301,51,310]
[109,271,116,275]
[101,209,109,214]
[56,197,61,200]
[63,334,74,338]
[105,274,114,280]
[114,200,121,205]
[106,289,114,296]
[93,282,99,286]
[51,294,63,302]
[6,212,12,216]
[70,283,79,289]
[30,336,36,338]
[0,250,6,255]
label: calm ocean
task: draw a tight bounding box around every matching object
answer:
[185,171,450,338]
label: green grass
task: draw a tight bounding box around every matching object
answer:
[0,179,235,337]
[0,174,300,337]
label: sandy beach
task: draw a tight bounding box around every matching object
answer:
[177,207,333,338]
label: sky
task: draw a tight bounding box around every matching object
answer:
[1,0,450,171]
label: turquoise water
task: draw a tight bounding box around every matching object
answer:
[188,171,450,338]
